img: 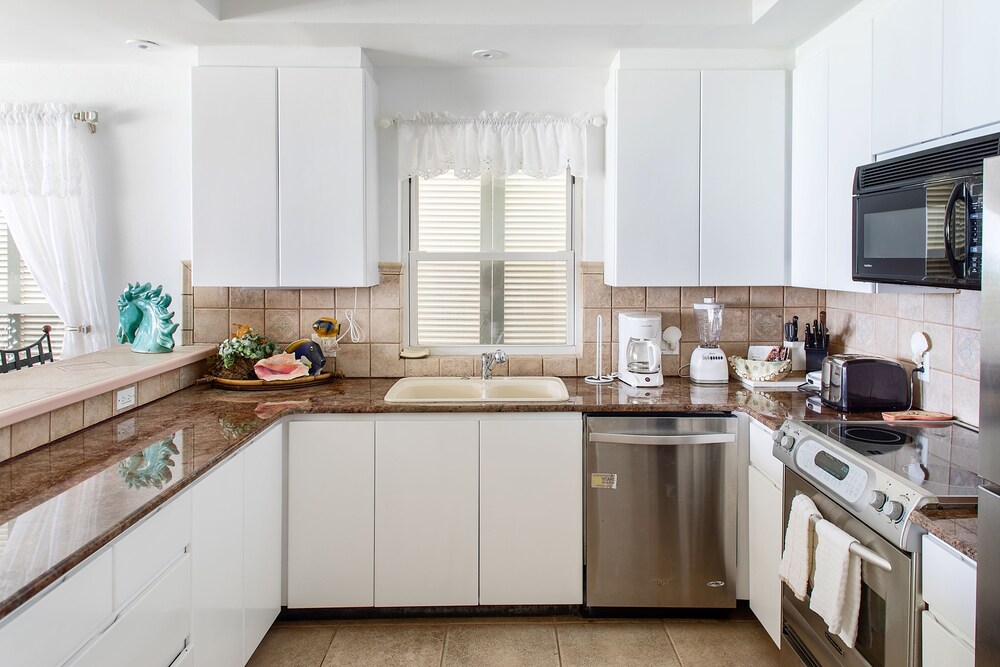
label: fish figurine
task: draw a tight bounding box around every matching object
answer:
[285,339,326,376]
[312,317,340,338]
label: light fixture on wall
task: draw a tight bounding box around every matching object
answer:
[472,49,505,60]
[125,39,160,51]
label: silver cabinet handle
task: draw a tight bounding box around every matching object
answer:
[588,432,737,446]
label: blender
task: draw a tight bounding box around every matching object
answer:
[689,298,729,384]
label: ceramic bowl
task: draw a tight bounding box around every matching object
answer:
[729,355,792,382]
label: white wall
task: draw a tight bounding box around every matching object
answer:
[374,67,608,262]
[0,64,192,335]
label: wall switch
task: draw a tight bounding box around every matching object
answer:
[116,385,136,411]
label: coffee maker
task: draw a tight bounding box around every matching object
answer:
[617,312,664,387]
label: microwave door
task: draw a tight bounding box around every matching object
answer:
[854,186,930,282]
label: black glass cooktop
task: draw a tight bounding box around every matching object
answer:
[798,420,981,497]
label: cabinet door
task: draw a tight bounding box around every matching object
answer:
[480,418,582,605]
[700,70,786,286]
[871,0,944,154]
[943,0,1000,135]
[192,454,244,667]
[922,610,975,667]
[790,52,829,289]
[827,23,876,294]
[192,67,278,287]
[375,420,479,606]
[748,464,783,648]
[605,69,701,286]
[287,420,375,608]
[278,68,375,287]
[243,426,283,660]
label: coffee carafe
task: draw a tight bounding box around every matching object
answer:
[617,312,664,387]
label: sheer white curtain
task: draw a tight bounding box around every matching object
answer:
[395,111,591,180]
[0,103,111,357]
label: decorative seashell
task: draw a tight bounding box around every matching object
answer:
[254,352,310,381]
[312,317,340,338]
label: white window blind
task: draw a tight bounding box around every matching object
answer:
[409,171,574,349]
[0,211,64,357]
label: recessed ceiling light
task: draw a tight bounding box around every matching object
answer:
[125,39,160,51]
[472,49,505,60]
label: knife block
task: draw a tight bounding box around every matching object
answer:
[806,347,827,372]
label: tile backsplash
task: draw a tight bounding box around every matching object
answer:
[187,261,823,381]
[825,289,981,425]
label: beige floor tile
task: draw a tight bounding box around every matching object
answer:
[443,624,559,667]
[321,625,446,667]
[664,620,778,667]
[557,622,680,667]
[247,626,336,667]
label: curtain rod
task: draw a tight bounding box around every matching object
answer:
[378,114,606,129]
[73,110,98,134]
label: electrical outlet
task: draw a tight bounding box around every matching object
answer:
[116,385,136,411]
[917,353,931,382]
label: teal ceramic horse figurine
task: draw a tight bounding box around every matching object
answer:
[117,282,178,353]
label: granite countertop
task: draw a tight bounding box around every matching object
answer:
[0,376,896,621]
[911,505,978,562]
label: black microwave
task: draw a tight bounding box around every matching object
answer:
[852,133,1000,291]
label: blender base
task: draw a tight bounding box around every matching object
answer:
[689,346,729,384]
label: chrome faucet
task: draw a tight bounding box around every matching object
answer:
[481,349,508,380]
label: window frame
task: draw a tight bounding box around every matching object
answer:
[403,170,581,356]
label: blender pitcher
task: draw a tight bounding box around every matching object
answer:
[693,298,725,348]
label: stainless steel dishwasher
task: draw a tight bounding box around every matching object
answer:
[585,414,738,608]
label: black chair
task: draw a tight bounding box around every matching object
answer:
[0,325,54,373]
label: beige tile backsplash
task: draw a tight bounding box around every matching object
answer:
[826,289,981,425]
[191,262,828,385]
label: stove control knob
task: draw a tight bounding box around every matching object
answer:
[868,490,887,510]
[882,500,905,522]
[771,430,785,444]
[779,435,795,451]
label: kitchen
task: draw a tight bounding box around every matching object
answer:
[0,0,994,666]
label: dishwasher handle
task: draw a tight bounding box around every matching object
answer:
[588,432,737,446]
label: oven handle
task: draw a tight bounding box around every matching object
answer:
[806,512,893,572]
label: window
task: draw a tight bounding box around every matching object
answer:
[408,171,576,352]
[0,211,64,358]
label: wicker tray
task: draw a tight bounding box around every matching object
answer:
[211,372,334,391]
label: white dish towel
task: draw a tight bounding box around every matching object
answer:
[809,518,863,648]
[778,493,820,601]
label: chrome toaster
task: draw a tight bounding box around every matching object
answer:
[820,354,910,412]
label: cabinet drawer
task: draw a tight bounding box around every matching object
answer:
[922,534,977,645]
[922,610,974,667]
[70,554,191,667]
[0,549,113,667]
[749,420,783,488]
[113,492,191,608]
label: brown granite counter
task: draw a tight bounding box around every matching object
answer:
[911,505,978,562]
[0,377,882,621]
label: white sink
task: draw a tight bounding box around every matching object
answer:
[384,376,570,403]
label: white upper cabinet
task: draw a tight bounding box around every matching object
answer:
[700,70,787,286]
[827,22,875,293]
[871,0,944,154]
[192,67,279,288]
[192,65,379,288]
[790,53,829,290]
[943,0,1000,135]
[605,68,702,286]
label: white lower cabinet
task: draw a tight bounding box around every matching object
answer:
[287,420,375,607]
[242,426,283,660]
[479,417,582,605]
[71,555,191,667]
[192,449,245,667]
[375,420,480,607]
[747,419,783,648]
[922,609,975,667]
[921,532,977,661]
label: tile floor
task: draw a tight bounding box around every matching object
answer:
[248,617,779,666]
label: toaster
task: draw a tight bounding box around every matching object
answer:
[820,354,910,412]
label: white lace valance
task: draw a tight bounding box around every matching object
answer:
[0,103,84,197]
[393,112,593,180]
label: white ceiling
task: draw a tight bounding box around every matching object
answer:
[0,0,861,67]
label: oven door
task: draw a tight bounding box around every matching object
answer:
[853,178,969,288]
[781,470,918,667]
